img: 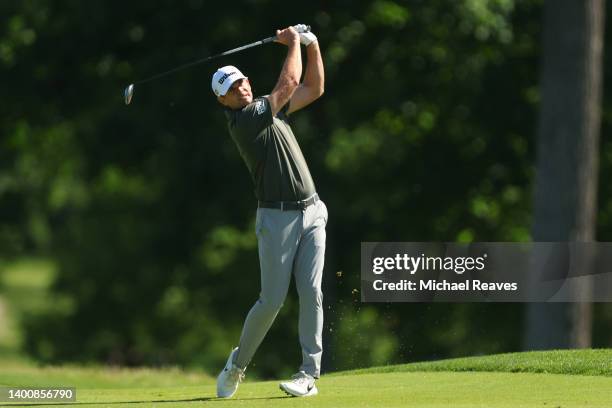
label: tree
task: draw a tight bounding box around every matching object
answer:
[525,0,605,349]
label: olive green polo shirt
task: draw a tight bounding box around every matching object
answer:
[224,96,316,202]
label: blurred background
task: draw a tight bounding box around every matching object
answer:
[0,0,611,380]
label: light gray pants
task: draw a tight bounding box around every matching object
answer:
[234,199,327,378]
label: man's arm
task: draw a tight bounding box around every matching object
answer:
[287,36,324,115]
[268,27,302,117]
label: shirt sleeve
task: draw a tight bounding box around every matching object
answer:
[234,98,273,138]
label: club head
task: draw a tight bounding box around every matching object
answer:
[124,84,134,105]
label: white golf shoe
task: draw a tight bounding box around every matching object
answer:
[216,347,244,398]
[279,371,318,397]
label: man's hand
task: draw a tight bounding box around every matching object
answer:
[275,26,300,46]
[294,24,317,46]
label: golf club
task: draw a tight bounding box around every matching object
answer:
[123,25,311,105]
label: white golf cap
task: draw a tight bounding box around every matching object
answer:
[211,65,247,97]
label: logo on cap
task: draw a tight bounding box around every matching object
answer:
[212,65,246,97]
[218,71,237,85]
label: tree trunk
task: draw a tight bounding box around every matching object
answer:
[525,0,604,349]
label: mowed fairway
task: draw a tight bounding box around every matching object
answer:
[0,350,610,408]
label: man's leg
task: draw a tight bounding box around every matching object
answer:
[233,208,302,369]
[293,200,327,378]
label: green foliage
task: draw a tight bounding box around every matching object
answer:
[1,0,611,379]
[332,305,399,370]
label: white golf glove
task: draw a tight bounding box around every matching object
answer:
[294,24,317,46]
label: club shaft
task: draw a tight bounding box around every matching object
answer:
[134,36,276,86]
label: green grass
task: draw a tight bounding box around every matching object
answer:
[0,258,57,355]
[0,359,209,389]
[2,372,611,408]
[0,350,610,407]
[341,349,612,377]
[0,259,56,290]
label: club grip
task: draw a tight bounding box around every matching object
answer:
[264,25,311,44]
[294,24,311,33]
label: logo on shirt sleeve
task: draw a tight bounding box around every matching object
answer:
[255,100,266,115]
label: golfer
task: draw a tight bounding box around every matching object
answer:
[212,25,326,398]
